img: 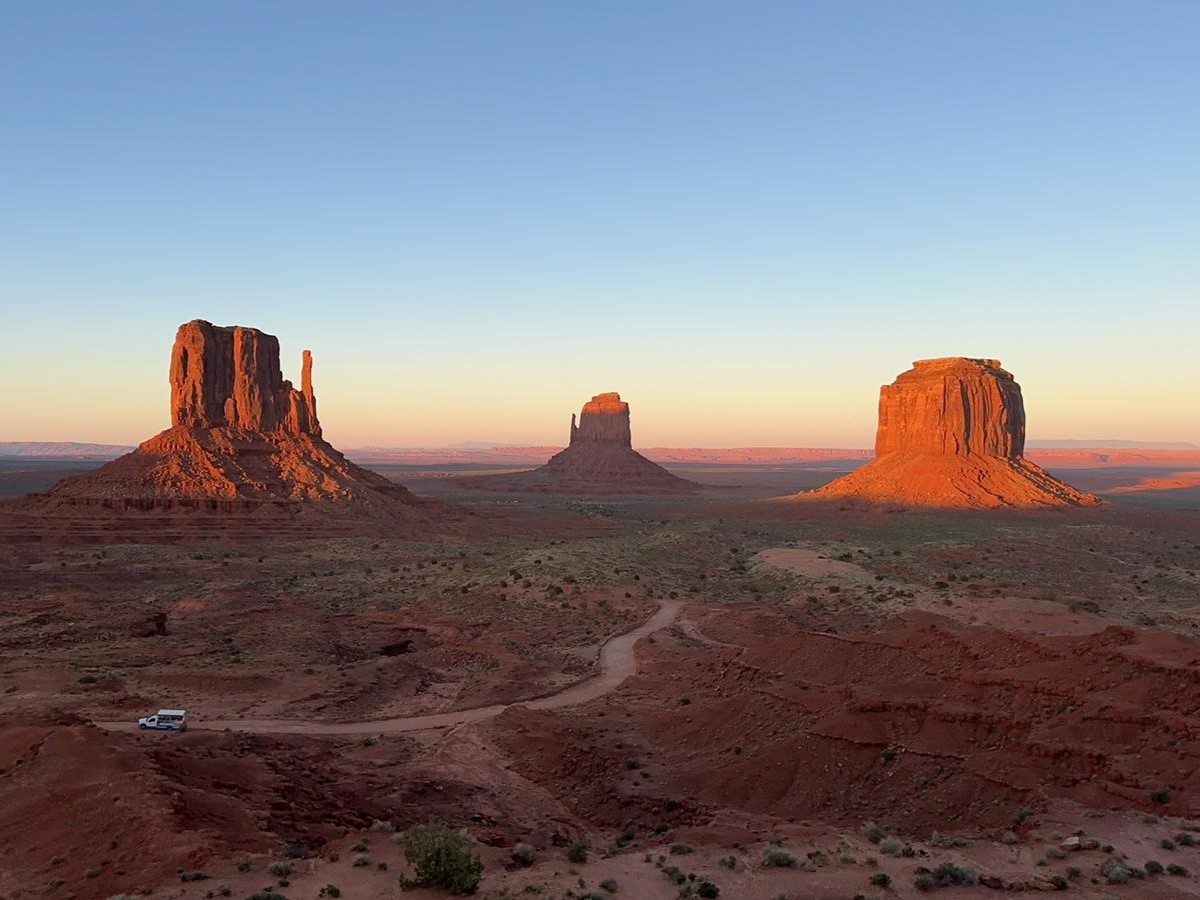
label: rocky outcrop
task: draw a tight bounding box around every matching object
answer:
[802,358,1100,508]
[569,392,633,446]
[170,320,319,435]
[34,320,427,518]
[874,358,1023,458]
[467,392,697,495]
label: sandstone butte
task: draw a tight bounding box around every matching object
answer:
[802,358,1101,509]
[477,392,697,495]
[36,320,421,514]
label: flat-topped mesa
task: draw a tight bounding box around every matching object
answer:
[569,392,633,447]
[798,357,1100,509]
[170,320,320,436]
[875,358,1024,459]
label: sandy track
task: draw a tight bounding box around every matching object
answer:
[97,600,682,736]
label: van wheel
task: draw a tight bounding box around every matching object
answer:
[139,724,147,730]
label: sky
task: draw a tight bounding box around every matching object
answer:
[2,1,1198,449]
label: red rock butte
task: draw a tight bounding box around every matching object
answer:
[470,392,697,495]
[802,358,1101,509]
[28,320,423,518]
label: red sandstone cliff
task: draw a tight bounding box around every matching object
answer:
[802,358,1100,509]
[36,320,421,514]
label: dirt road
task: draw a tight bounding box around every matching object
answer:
[98,599,682,736]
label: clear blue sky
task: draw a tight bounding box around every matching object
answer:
[3,1,1198,447]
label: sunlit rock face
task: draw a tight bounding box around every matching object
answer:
[170,320,320,436]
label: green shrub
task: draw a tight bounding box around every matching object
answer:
[1167,863,1189,876]
[511,843,536,866]
[267,862,294,878]
[400,819,482,895]
[695,879,720,898]
[861,821,885,844]
[318,886,341,898]
[352,855,370,868]
[870,872,891,887]
[599,879,618,893]
[1145,860,1164,875]
[762,846,797,868]
[670,843,694,855]
[567,841,589,864]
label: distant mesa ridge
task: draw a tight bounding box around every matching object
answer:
[800,357,1101,509]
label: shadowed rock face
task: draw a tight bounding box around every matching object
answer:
[569,392,633,447]
[171,320,320,435]
[804,358,1099,509]
[464,392,696,495]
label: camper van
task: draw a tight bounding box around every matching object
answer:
[137,709,187,731]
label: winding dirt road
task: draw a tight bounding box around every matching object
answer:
[98,599,681,736]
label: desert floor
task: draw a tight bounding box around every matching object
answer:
[1,461,1198,899]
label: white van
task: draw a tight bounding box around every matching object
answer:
[137,708,187,731]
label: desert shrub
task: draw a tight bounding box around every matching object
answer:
[1145,860,1164,875]
[1150,789,1170,805]
[762,846,797,868]
[349,839,369,852]
[369,819,395,833]
[870,873,891,887]
[1167,863,1189,876]
[670,843,694,855]
[178,870,209,882]
[511,843,536,866]
[1176,832,1197,847]
[567,840,589,864]
[878,839,906,857]
[352,855,370,868]
[861,821,885,844]
[913,862,977,890]
[599,879,618,893]
[400,819,482,895]
[718,855,736,869]
[695,879,720,898]
[318,886,341,898]
[930,862,977,886]
[267,861,294,878]
[1013,808,1036,826]
[246,892,288,900]
[931,832,967,848]
[236,857,254,872]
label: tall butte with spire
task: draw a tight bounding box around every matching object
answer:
[476,392,696,494]
[800,358,1100,508]
[38,320,421,514]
